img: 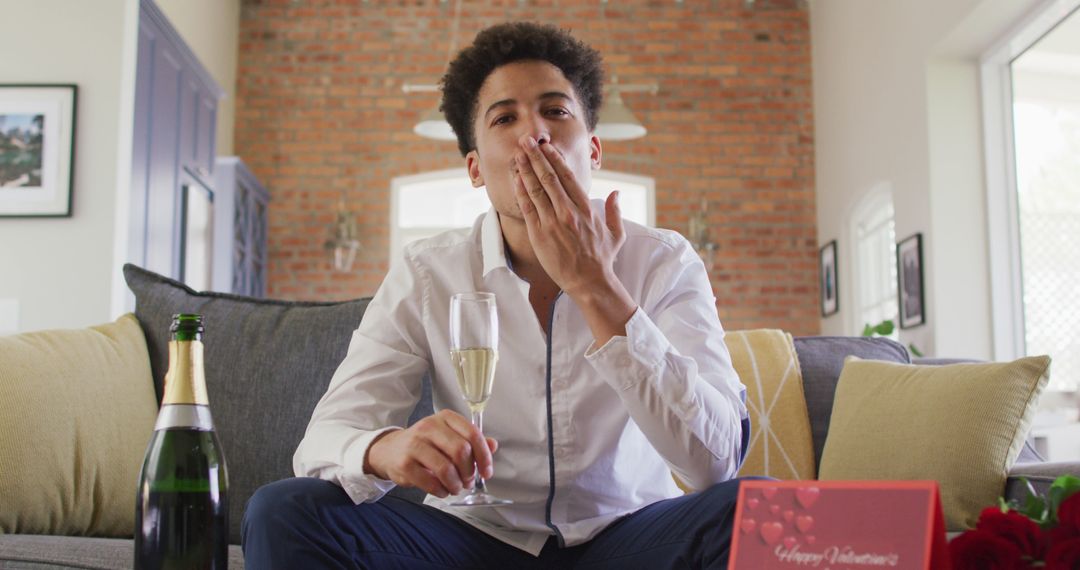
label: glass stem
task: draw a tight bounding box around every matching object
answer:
[472,409,487,494]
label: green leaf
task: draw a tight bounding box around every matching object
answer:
[908,343,924,358]
[1047,475,1080,525]
[862,320,896,337]
[875,320,895,336]
[1000,477,1049,527]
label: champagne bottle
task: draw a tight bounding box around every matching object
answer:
[135,314,229,569]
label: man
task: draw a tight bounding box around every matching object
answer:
[243,21,749,569]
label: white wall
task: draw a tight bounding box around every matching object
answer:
[156,0,240,155]
[0,0,236,334]
[0,0,138,333]
[811,0,1042,358]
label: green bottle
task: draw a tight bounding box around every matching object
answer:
[135,314,229,569]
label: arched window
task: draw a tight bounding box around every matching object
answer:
[390,169,655,266]
[849,183,897,336]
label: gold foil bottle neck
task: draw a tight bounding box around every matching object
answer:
[163,340,209,405]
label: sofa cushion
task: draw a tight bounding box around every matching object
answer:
[123,264,379,544]
[0,314,158,537]
[727,329,815,480]
[818,355,1051,530]
[0,534,244,570]
[792,336,910,469]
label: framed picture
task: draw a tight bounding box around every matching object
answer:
[820,240,838,316]
[897,233,926,328]
[0,84,77,217]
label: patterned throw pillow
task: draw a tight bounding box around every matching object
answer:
[727,329,816,480]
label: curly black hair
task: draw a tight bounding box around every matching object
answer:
[440,21,604,157]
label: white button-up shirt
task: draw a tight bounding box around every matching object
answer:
[294,204,748,556]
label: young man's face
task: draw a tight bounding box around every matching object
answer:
[465,60,602,224]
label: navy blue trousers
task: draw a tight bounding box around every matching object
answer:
[241,477,743,569]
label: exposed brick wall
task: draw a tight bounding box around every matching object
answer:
[236,0,818,334]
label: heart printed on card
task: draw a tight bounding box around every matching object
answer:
[796,515,814,534]
[741,519,757,534]
[760,522,784,545]
[796,487,821,509]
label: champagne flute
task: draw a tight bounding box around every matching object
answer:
[448,292,512,506]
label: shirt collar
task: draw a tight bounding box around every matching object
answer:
[481,207,510,277]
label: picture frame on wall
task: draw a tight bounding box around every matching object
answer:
[0,84,77,217]
[897,233,926,328]
[820,240,839,316]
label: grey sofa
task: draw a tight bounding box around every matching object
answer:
[0,264,1072,569]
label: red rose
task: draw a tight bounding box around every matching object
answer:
[1059,493,1080,530]
[977,506,1047,559]
[1051,523,1080,545]
[1045,537,1080,570]
[949,529,1024,570]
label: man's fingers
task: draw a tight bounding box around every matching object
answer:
[401,462,450,498]
[424,419,481,487]
[513,171,542,229]
[605,190,625,243]
[539,143,591,212]
[515,153,556,224]
[409,438,467,495]
[520,136,574,215]
[441,411,495,480]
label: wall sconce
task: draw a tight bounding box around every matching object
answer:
[325,200,361,272]
[688,198,717,268]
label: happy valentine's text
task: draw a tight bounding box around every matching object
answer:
[774,545,900,567]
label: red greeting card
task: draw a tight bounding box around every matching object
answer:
[728,480,949,569]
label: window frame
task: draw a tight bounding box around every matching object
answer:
[980,0,1080,361]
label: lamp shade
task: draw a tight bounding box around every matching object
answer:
[594,90,647,141]
[413,106,458,141]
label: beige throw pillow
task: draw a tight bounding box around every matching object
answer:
[818,356,1050,531]
[727,329,816,480]
[0,314,158,536]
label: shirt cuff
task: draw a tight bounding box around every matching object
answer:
[585,308,672,390]
[339,426,402,504]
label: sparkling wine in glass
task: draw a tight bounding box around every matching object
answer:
[448,292,512,506]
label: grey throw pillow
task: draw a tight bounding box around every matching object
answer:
[123,264,371,544]
[792,336,910,470]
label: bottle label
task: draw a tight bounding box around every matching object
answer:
[163,340,210,405]
[155,404,215,431]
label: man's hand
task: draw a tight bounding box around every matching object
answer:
[513,134,637,345]
[364,409,498,498]
[512,134,624,296]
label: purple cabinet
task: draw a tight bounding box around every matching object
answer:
[128,0,223,284]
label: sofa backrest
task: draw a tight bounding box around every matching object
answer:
[124,264,376,544]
